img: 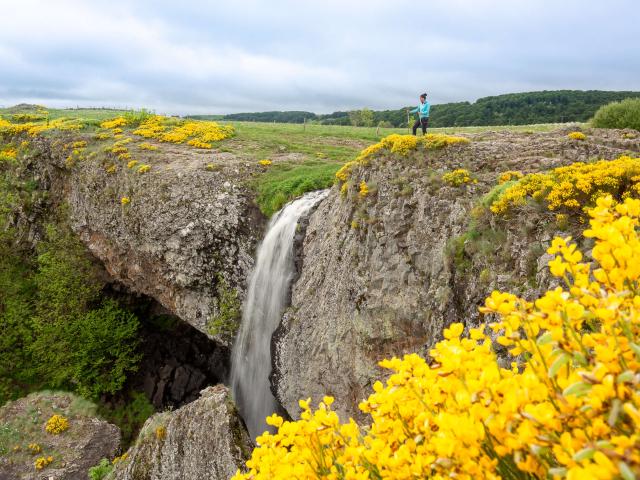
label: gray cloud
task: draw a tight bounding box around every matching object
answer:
[0,0,638,114]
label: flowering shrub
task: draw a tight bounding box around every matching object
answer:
[259,159,273,166]
[100,117,128,129]
[335,134,469,184]
[491,155,640,215]
[127,160,138,169]
[34,456,54,470]
[155,425,166,440]
[28,443,42,454]
[0,117,83,136]
[132,115,234,147]
[359,180,369,197]
[138,142,158,151]
[568,131,586,141]
[498,170,524,184]
[45,414,69,434]
[105,165,117,174]
[233,195,640,480]
[137,164,151,174]
[120,197,130,205]
[442,168,478,186]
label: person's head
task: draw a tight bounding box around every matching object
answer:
[420,93,427,103]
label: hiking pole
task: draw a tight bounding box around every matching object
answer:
[406,109,410,134]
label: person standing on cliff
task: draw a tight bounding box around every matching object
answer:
[409,93,430,135]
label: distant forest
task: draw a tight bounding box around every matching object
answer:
[189,90,640,128]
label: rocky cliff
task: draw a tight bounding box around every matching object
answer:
[273,128,640,421]
[110,385,251,480]
[20,138,264,343]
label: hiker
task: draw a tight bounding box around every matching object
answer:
[409,93,430,135]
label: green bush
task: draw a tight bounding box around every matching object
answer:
[99,392,155,447]
[591,98,640,131]
[88,458,113,480]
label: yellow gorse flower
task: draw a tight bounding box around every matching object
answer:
[358,180,369,197]
[259,159,273,166]
[491,155,640,215]
[132,115,234,147]
[233,194,640,480]
[45,414,69,434]
[442,168,478,186]
[498,170,524,184]
[335,133,469,183]
[568,131,586,141]
[34,456,53,470]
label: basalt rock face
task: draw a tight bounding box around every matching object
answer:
[110,385,251,480]
[273,128,640,422]
[23,138,264,343]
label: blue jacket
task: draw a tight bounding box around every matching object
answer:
[410,101,430,118]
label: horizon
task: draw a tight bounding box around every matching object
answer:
[2,88,639,118]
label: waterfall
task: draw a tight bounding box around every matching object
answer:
[230,189,328,439]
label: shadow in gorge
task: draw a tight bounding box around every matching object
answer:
[99,284,230,446]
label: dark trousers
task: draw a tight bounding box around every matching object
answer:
[412,117,429,135]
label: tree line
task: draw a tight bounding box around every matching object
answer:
[205,90,640,127]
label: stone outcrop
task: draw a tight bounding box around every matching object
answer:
[273,128,640,421]
[0,392,120,480]
[110,385,251,480]
[22,139,265,343]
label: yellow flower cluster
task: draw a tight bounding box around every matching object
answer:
[233,194,640,480]
[1,147,18,159]
[359,180,369,197]
[335,133,469,184]
[155,426,167,440]
[442,168,478,186]
[259,159,273,166]
[138,142,158,151]
[34,456,54,470]
[132,115,234,148]
[127,160,138,169]
[498,170,524,184]
[112,452,129,465]
[28,443,42,454]
[121,196,130,205]
[137,164,151,174]
[45,414,69,434]
[100,117,128,129]
[491,155,640,215]
[568,131,587,141]
[0,117,83,136]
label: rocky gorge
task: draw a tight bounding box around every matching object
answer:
[1,122,639,478]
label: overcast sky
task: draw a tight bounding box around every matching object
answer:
[1,0,638,114]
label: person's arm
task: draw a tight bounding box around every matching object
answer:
[409,106,418,113]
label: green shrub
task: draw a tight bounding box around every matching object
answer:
[99,392,155,447]
[88,458,113,480]
[207,274,241,339]
[591,98,640,131]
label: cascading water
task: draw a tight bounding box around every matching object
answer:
[230,189,328,438]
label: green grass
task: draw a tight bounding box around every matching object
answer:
[254,160,341,216]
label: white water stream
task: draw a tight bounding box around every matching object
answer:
[230,189,328,438]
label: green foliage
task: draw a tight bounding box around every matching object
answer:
[207,274,241,339]
[254,160,339,216]
[0,158,141,403]
[88,459,113,480]
[123,108,153,126]
[348,108,374,127]
[220,90,640,128]
[591,98,640,131]
[99,392,155,447]
[481,180,518,209]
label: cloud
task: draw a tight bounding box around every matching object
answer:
[0,0,638,114]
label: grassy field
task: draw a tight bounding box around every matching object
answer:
[0,105,583,215]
